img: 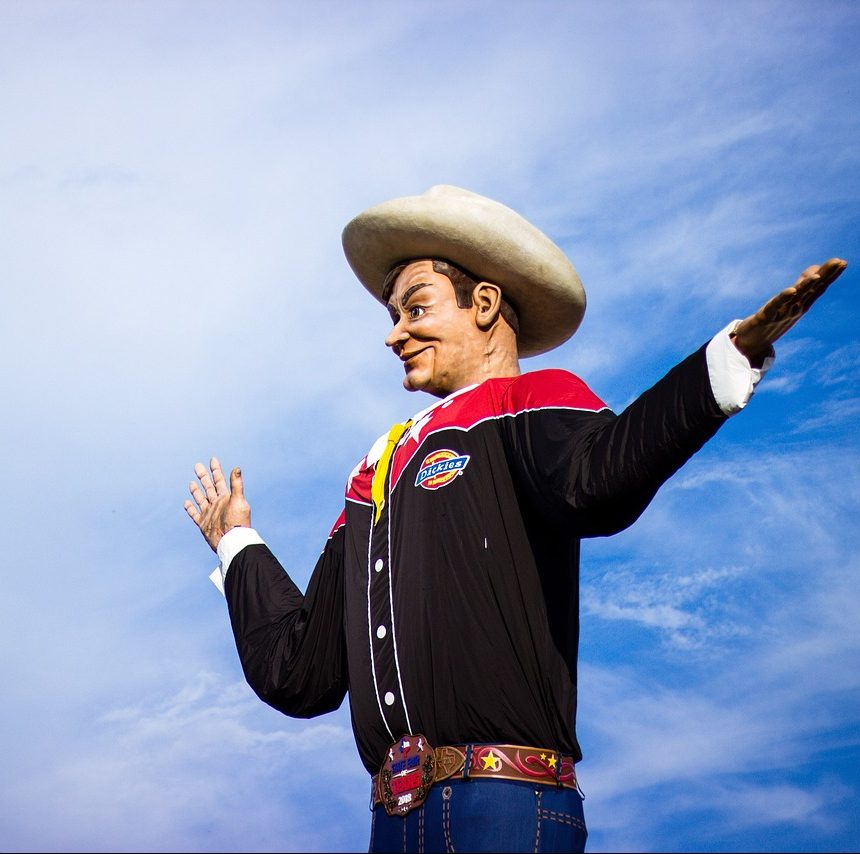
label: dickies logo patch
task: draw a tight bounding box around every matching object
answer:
[415,449,470,490]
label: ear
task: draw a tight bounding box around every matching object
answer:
[473,282,503,330]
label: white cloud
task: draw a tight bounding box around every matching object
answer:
[585,563,749,647]
[3,671,367,853]
[792,397,860,433]
[577,439,860,849]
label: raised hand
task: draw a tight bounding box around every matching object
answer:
[731,258,848,366]
[184,456,251,551]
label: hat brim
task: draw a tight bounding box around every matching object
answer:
[341,185,585,357]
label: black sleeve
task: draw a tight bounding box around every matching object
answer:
[224,528,348,718]
[505,344,728,536]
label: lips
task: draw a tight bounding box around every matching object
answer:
[400,347,428,366]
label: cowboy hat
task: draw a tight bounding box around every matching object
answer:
[341,184,586,357]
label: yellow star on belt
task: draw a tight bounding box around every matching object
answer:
[482,750,498,771]
[547,754,557,769]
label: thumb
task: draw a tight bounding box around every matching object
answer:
[230,466,244,497]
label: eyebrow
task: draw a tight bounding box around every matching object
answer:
[387,281,434,311]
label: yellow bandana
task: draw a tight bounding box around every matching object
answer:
[371,419,413,524]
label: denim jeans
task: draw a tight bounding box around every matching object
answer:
[368,778,587,853]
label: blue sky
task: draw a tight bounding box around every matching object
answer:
[0,1,857,852]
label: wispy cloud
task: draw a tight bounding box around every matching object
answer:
[578,439,860,849]
[585,563,749,648]
[4,672,366,853]
[792,397,860,433]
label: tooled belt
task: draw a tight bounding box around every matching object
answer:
[372,740,577,814]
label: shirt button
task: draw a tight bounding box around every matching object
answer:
[374,559,384,573]
[376,625,387,639]
[384,691,395,706]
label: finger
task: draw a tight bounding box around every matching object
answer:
[792,258,846,295]
[230,466,245,498]
[210,456,229,497]
[795,265,821,283]
[805,257,848,296]
[194,462,218,502]
[189,479,209,510]
[816,257,848,286]
[183,499,201,524]
[792,265,839,312]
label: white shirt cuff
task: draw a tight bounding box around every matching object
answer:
[208,527,266,596]
[705,320,774,415]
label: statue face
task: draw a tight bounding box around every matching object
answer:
[385,259,486,398]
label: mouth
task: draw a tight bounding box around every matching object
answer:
[400,347,428,366]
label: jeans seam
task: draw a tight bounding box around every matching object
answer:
[533,789,542,854]
[419,803,425,854]
[537,807,588,832]
[443,788,456,853]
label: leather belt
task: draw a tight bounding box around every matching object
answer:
[372,742,577,811]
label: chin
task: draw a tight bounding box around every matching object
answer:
[403,372,447,398]
[403,374,428,393]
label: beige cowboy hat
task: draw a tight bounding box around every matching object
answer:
[341,184,586,357]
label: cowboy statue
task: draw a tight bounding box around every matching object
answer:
[184,185,847,853]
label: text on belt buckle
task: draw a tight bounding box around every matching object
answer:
[377,734,436,816]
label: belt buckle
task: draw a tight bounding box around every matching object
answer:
[377,734,436,816]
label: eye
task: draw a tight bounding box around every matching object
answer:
[408,305,425,320]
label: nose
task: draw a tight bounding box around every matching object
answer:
[385,316,408,352]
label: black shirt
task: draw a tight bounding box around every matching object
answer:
[225,345,726,774]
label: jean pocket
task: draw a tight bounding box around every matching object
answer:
[436,780,580,853]
[535,789,588,854]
